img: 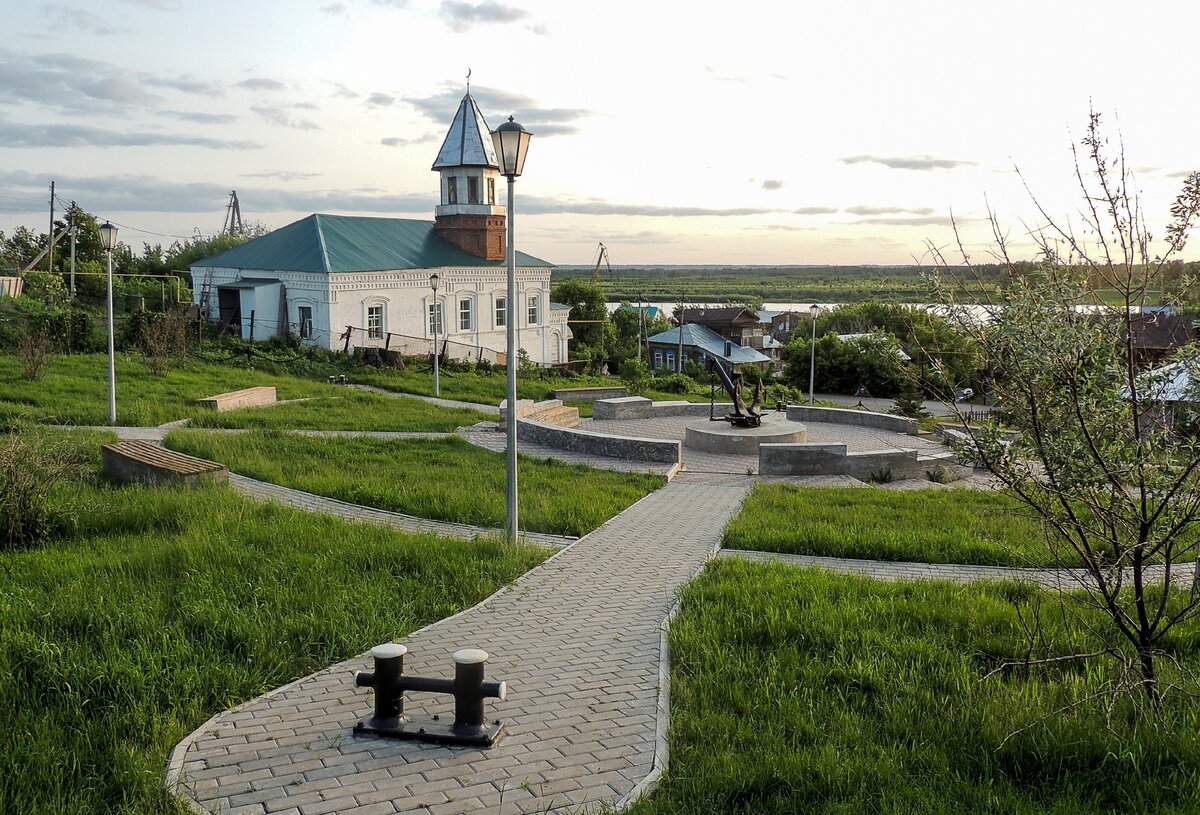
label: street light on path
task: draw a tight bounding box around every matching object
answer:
[430,273,440,397]
[492,115,532,545]
[808,303,819,406]
[100,221,119,424]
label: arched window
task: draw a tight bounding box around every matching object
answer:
[527,294,540,326]
[459,296,474,331]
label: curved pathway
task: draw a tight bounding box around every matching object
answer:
[167,472,753,815]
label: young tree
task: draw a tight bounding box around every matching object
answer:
[930,112,1200,710]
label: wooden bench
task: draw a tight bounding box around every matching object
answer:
[101,441,228,487]
[197,386,277,412]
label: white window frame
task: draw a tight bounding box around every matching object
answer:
[654,349,663,368]
[527,294,540,326]
[366,304,384,340]
[446,177,458,205]
[297,304,314,339]
[495,296,506,328]
[428,300,444,335]
[666,351,675,370]
[459,297,473,331]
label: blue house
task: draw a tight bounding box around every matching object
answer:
[646,323,772,374]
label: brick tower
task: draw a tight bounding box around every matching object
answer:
[431,92,506,260]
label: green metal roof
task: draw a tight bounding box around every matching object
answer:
[192,214,552,273]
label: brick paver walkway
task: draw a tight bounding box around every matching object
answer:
[167,472,753,815]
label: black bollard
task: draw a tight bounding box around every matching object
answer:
[353,643,408,730]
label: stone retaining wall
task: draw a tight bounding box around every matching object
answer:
[759,442,965,481]
[786,404,917,435]
[517,418,681,464]
[593,396,731,421]
[553,386,628,402]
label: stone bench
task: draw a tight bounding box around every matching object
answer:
[552,386,628,402]
[102,441,228,487]
[198,386,277,412]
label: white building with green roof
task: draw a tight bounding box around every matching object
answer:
[191,92,569,365]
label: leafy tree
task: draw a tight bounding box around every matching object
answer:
[931,111,1200,711]
[784,333,907,397]
[550,278,613,363]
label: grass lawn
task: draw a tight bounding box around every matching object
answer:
[723,483,1061,566]
[0,430,547,815]
[632,558,1200,815]
[0,353,489,431]
[164,430,664,537]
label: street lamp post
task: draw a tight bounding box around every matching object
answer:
[430,273,440,398]
[100,221,119,424]
[808,303,819,406]
[492,115,532,545]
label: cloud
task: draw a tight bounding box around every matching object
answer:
[408,84,591,137]
[251,105,320,130]
[162,110,239,124]
[850,215,959,226]
[144,76,224,96]
[120,0,182,8]
[519,196,787,217]
[42,5,133,35]
[238,77,287,92]
[241,170,322,182]
[527,22,549,35]
[320,2,348,13]
[844,205,934,216]
[380,133,438,147]
[439,0,529,32]
[840,155,977,170]
[370,0,409,6]
[326,81,360,99]
[761,179,784,190]
[753,224,817,232]
[367,92,396,107]
[0,118,260,149]
[792,207,839,215]
[0,49,162,112]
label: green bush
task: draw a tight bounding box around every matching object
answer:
[652,372,696,394]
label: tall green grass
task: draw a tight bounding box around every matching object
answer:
[186,388,491,431]
[632,558,1200,815]
[0,432,546,814]
[165,430,664,537]
[723,484,1062,566]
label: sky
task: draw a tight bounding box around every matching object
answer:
[1,0,1198,266]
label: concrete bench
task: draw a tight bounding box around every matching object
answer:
[198,386,277,412]
[552,386,628,402]
[102,441,228,487]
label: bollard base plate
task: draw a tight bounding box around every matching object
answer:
[354,717,505,748]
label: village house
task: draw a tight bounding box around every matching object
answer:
[191,92,569,365]
[646,323,772,375]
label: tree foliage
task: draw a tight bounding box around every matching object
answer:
[930,111,1200,711]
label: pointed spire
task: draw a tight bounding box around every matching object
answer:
[432,91,498,170]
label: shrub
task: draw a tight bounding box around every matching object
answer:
[139,311,194,376]
[20,271,68,306]
[652,372,696,394]
[0,427,90,550]
[16,328,53,381]
[619,358,652,395]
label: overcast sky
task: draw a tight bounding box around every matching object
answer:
[1,0,1197,265]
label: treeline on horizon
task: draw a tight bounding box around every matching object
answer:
[553,263,1009,303]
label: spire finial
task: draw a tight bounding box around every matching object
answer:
[466,68,471,94]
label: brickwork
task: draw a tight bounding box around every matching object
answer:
[167,474,753,814]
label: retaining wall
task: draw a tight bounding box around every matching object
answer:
[553,386,628,402]
[517,419,681,464]
[593,397,732,421]
[759,442,967,481]
[785,405,917,435]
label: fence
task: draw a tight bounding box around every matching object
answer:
[340,326,506,365]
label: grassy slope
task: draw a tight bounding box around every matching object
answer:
[0,353,490,430]
[723,483,1062,566]
[165,430,664,537]
[0,433,546,815]
[632,558,1200,815]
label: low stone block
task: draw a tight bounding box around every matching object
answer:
[552,386,629,402]
[102,441,228,487]
[198,386,276,412]
[593,396,653,421]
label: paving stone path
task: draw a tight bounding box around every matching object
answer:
[167,472,753,815]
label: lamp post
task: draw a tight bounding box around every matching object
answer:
[492,115,532,545]
[430,273,440,397]
[100,221,119,424]
[808,303,819,406]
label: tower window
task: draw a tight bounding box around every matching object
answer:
[487,178,495,205]
[446,177,458,205]
[468,177,480,204]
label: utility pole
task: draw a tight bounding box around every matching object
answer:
[47,181,55,273]
[69,202,77,296]
[677,293,685,374]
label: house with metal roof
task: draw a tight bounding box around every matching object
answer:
[191,91,569,365]
[646,323,772,374]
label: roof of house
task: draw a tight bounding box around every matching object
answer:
[1133,358,1199,402]
[614,304,663,320]
[681,306,762,327]
[431,92,498,170]
[646,323,771,364]
[1088,312,1195,350]
[192,214,552,273]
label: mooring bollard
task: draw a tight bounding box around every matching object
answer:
[353,645,507,747]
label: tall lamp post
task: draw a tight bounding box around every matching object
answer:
[100,221,119,424]
[808,303,819,406]
[492,115,532,545]
[430,273,441,397]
